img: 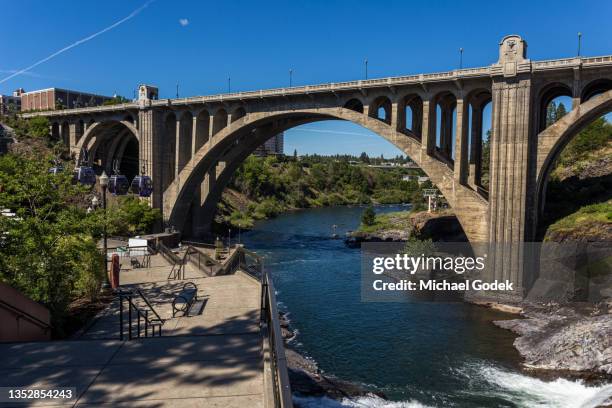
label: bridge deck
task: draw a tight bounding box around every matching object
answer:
[0,255,267,407]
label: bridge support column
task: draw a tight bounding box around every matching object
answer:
[393,101,404,134]
[468,106,483,188]
[439,102,454,159]
[138,109,164,221]
[454,98,469,184]
[421,98,435,155]
[191,165,217,237]
[68,122,83,155]
[175,119,182,177]
[485,35,536,299]
[191,116,198,158]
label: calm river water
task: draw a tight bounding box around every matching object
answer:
[241,205,612,408]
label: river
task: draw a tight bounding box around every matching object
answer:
[240,205,612,408]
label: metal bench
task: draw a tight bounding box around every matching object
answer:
[130,257,142,269]
[172,282,198,317]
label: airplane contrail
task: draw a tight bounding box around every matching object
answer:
[0,0,155,84]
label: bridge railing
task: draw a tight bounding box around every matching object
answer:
[20,54,612,118]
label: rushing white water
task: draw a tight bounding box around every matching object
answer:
[293,363,612,408]
[293,395,433,408]
[473,364,612,408]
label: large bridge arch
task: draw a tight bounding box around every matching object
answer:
[535,89,612,221]
[76,119,141,178]
[164,105,489,242]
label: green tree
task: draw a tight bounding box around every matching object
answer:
[558,117,611,165]
[546,101,558,127]
[102,95,130,106]
[28,116,50,138]
[0,153,104,330]
[556,102,567,120]
[360,152,370,164]
[106,196,161,236]
[361,205,376,226]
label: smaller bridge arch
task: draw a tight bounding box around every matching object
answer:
[344,98,364,113]
[369,95,392,124]
[212,108,228,135]
[537,82,573,131]
[581,78,612,102]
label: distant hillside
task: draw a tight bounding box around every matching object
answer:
[214,155,427,230]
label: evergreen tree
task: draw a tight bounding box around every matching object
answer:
[546,101,558,127]
[361,205,376,226]
[556,102,567,120]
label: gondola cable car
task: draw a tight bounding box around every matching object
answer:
[73,148,96,186]
[108,160,129,195]
[130,163,153,197]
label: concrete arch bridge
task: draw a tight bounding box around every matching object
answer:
[25,35,612,299]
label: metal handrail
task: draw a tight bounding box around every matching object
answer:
[0,299,52,333]
[261,268,293,407]
[135,288,164,323]
[183,246,217,276]
[158,243,185,280]
[118,290,163,340]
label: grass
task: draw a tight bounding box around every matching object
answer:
[545,200,612,240]
[358,211,412,233]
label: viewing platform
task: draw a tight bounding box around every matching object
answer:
[0,244,292,407]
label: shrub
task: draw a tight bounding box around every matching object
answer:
[361,206,376,226]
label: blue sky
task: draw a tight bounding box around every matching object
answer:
[2,0,611,156]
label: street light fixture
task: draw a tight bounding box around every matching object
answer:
[577,32,582,56]
[99,171,110,289]
[289,69,293,87]
[364,59,368,80]
[459,48,464,69]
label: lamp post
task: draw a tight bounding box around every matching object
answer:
[364,59,368,80]
[289,69,293,87]
[577,32,582,56]
[99,171,110,289]
[459,48,464,69]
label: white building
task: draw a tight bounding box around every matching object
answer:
[254,132,284,156]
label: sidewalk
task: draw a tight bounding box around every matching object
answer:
[0,254,266,407]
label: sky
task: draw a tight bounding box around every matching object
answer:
[2,0,611,156]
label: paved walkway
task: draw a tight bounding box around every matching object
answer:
[0,255,266,407]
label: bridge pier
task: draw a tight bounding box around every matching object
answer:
[485,35,536,299]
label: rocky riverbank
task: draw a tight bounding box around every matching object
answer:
[493,301,612,378]
[346,209,468,247]
[279,312,379,401]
